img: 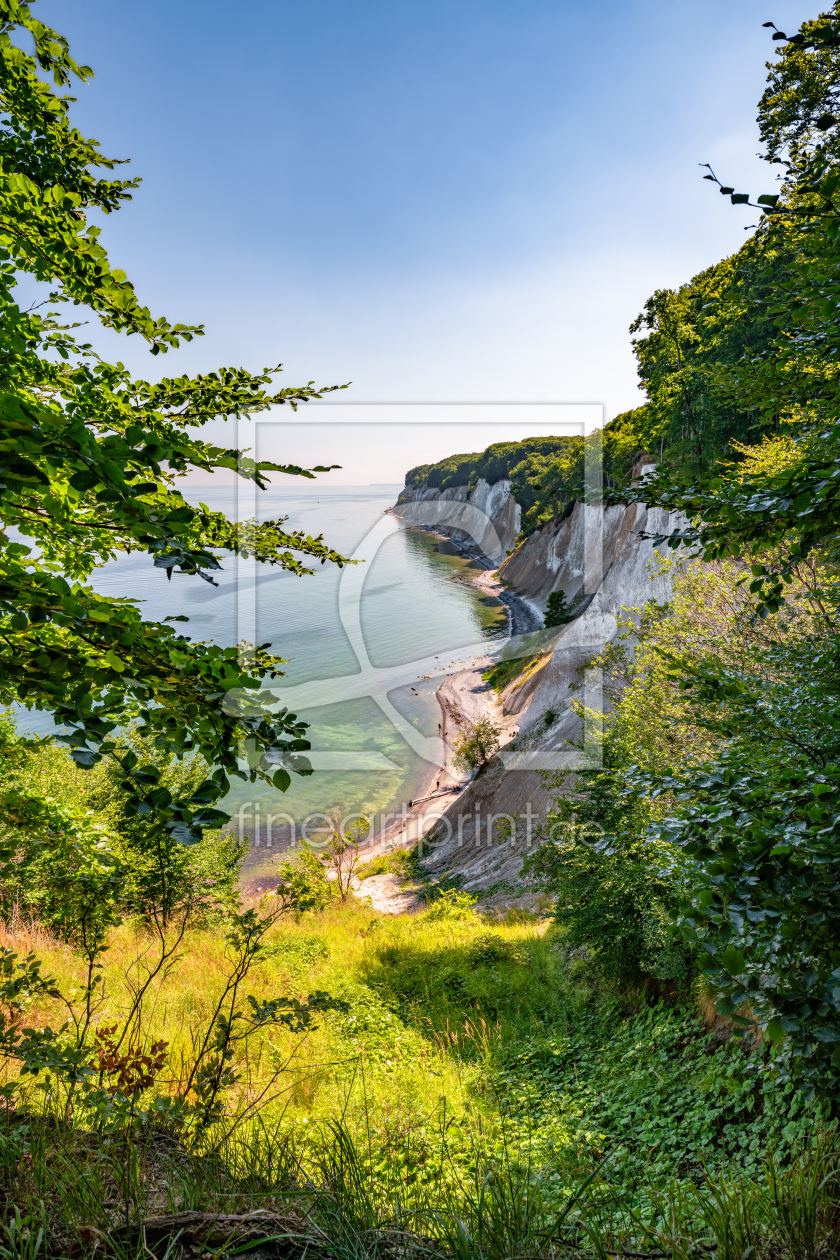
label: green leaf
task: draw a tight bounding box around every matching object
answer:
[722,945,746,976]
[766,1017,785,1045]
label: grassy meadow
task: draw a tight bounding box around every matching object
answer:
[4,885,837,1257]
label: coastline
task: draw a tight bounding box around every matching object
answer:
[244,513,543,902]
[364,525,536,859]
[470,567,543,638]
[386,509,542,639]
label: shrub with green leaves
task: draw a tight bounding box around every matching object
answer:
[423,889,478,921]
[524,763,693,988]
[648,744,840,1096]
[274,847,333,915]
[0,717,244,931]
[452,717,501,772]
[0,789,121,942]
[95,727,245,926]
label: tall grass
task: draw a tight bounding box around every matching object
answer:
[0,1110,838,1258]
[0,899,835,1256]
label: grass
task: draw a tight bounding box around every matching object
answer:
[482,652,545,693]
[0,898,836,1256]
[354,848,417,882]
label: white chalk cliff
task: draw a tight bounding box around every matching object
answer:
[392,478,521,564]
[390,468,690,901]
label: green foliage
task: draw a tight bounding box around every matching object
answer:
[3,1104,839,1259]
[468,931,525,966]
[96,727,245,926]
[603,239,788,485]
[423,888,479,921]
[355,854,392,879]
[0,715,244,931]
[404,435,585,534]
[356,847,416,881]
[278,933,330,965]
[491,1002,829,1186]
[0,899,347,1145]
[524,760,693,988]
[481,652,540,693]
[526,551,840,1007]
[590,10,840,1097]
[323,811,371,902]
[0,3,353,853]
[2,7,840,1247]
[526,833,692,988]
[664,756,840,1077]
[452,718,501,772]
[623,14,840,615]
[0,869,831,1252]
[0,789,121,943]
[274,847,333,916]
[544,590,574,628]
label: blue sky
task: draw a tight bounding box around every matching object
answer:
[35,0,818,477]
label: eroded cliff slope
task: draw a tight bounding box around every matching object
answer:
[391,478,521,564]
[410,484,688,902]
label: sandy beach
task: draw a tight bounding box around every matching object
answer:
[360,559,532,861]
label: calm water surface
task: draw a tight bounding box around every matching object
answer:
[19,485,508,856]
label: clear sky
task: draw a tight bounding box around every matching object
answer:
[35,0,817,481]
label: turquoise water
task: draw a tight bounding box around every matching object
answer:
[19,485,508,857]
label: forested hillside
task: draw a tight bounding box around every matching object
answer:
[404,435,585,534]
[522,0,840,1103]
[602,235,791,483]
[404,234,792,535]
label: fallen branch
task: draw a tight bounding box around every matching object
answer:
[113,1210,323,1255]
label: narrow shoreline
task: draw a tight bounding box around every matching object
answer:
[470,568,543,638]
[365,526,538,857]
[387,510,542,639]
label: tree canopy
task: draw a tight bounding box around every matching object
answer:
[0,1,349,847]
[588,5,840,1095]
[404,435,586,533]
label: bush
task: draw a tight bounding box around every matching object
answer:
[452,717,501,771]
[355,854,391,879]
[0,790,122,942]
[523,735,694,988]
[357,847,420,882]
[524,823,693,987]
[95,726,245,926]
[0,717,245,931]
[468,932,524,965]
[424,889,478,921]
[274,847,333,915]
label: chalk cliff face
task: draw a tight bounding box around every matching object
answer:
[392,478,521,564]
[416,483,690,904]
[497,493,685,731]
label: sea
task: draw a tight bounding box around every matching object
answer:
[16,484,509,874]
